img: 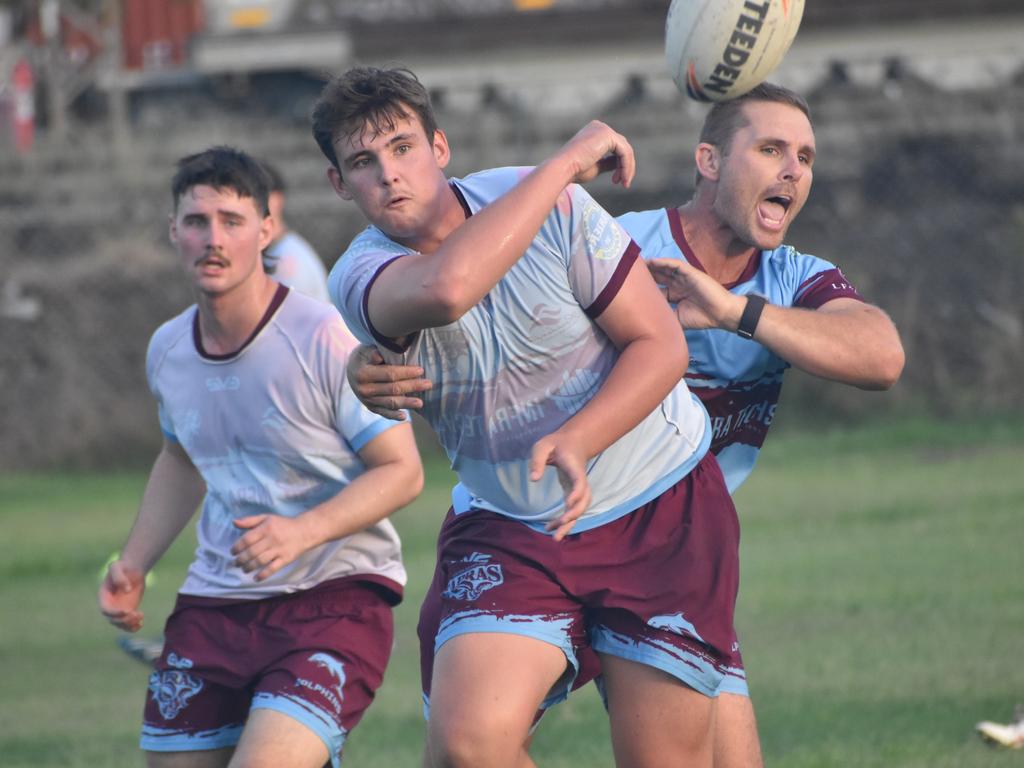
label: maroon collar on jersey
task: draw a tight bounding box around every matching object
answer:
[193,283,290,361]
[666,207,762,290]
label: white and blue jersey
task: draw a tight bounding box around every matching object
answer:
[330,168,710,533]
[618,207,865,492]
[146,285,407,600]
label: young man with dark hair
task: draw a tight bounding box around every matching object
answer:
[98,145,423,768]
[348,81,905,767]
[314,66,743,768]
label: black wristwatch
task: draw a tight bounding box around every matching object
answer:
[736,294,767,340]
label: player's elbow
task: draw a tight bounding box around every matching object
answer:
[421,282,472,325]
[857,340,905,391]
[872,342,905,390]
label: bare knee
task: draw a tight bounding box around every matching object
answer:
[429,711,528,768]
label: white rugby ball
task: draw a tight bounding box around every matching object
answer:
[665,0,804,102]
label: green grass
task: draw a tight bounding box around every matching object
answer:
[1,418,1022,767]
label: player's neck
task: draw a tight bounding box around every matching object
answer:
[676,202,756,285]
[195,274,279,356]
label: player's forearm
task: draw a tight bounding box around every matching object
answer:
[295,454,424,548]
[753,303,905,389]
[120,445,205,573]
[378,158,578,334]
[556,334,688,460]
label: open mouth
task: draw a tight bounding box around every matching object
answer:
[758,194,792,227]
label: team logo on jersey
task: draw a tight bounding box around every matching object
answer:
[148,654,203,720]
[206,375,241,392]
[581,199,624,261]
[442,552,504,601]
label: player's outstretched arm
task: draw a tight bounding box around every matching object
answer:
[346,344,431,421]
[648,259,904,389]
[368,121,636,338]
[231,423,423,581]
[98,439,205,632]
[531,257,688,540]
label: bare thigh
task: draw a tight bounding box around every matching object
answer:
[228,709,329,768]
[146,749,233,768]
[713,692,763,768]
[600,653,715,768]
[427,632,567,768]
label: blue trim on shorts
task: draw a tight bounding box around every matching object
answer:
[251,692,345,768]
[140,723,243,752]
[348,416,404,453]
[591,627,725,698]
[434,610,579,710]
[717,671,750,697]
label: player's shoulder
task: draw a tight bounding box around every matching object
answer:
[146,305,195,375]
[763,243,834,271]
[617,208,670,238]
[453,166,533,207]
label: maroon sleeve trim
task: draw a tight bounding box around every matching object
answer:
[584,239,640,319]
[795,267,865,310]
[362,255,412,354]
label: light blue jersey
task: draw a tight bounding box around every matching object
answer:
[265,230,330,302]
[331,168,710,533]
[618,207,864,492]
[146,286,407,599]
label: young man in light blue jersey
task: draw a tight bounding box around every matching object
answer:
[313,66,744,768]
[98,147,423,768]
[349,82,905,767]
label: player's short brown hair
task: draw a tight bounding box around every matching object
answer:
[311,66,438,173]
[695,83,812,185]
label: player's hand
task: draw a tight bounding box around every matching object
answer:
[647,257,744,331]
[232,515,313,581]
[346,344,431,420]
[98,560,146,632]
[530,432,592,542]
[559,120,636,189]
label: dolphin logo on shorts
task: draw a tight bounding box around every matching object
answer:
[309,652,347,704]
[442,552,504,602]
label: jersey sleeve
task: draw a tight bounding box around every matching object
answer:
[327,232,409,352]
[561,184,640,318]
[144,329,178,443]
[316,313,406,453]
[792,255,865,310]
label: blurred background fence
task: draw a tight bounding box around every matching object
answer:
[1,0,1023,469]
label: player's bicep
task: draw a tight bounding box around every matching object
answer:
[366,255,451,341]
[594,257,685,351]
[355,421,421,470]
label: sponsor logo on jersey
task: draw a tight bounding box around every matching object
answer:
[442,552,504,601]
[581,199,625,261]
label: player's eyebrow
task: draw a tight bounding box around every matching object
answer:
[761,136,816,161]
[342,132,418,167]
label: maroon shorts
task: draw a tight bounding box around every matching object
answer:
[140,576,399,766]
[417,453,744,716]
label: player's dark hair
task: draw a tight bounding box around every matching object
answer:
[695,83,812,186]
[171,146,271,216]
[311,66,438,173]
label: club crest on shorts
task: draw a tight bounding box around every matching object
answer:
[442,552,504,601]
[148,654,204,720]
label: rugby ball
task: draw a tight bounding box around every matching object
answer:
[665,0,804,102]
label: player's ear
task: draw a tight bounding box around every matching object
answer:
[695,142,720,182]
[432,129,451,169]
[168,212,178,245]
[257,213,274,251]
[327,165,353,201]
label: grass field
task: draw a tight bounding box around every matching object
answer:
[1,417,1022,767]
